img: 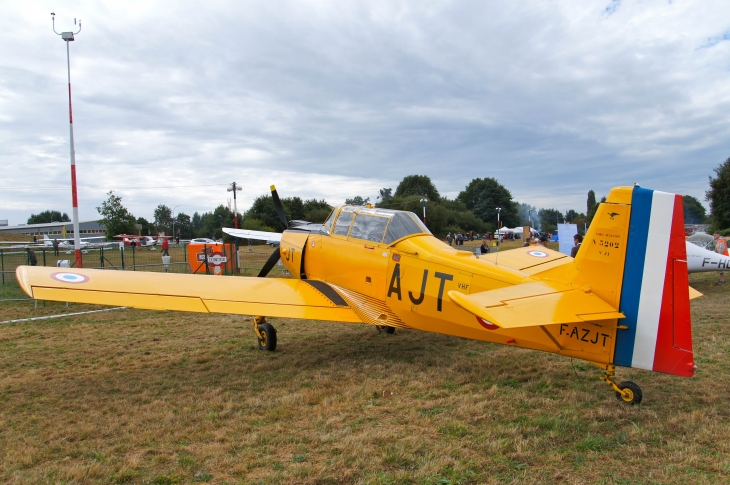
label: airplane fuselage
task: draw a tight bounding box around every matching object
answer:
[279,226,619,368]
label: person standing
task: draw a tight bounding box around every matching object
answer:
[479,238,490,254]
[446,233,453,246]
[52,238,59,256]
[27,247,37,266]
[714,232,727,285]
[161,238,170,256]
[571,234,583,258]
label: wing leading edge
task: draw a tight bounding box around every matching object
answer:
[15,266,360,323]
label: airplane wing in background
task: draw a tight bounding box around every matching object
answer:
[223,228,282,244]
[16,266,359,323]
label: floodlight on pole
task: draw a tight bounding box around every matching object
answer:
[227,182,242,229]
[496,207,501,244]
[52,13,83,268]
[420,196,428,226]
[171,205,180,238]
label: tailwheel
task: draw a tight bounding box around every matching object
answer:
[615,381,642,405]
[253,316,277,351]
[376,325,396,334]
[600,365,642,405]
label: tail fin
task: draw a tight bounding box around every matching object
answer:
[576,186,694,377]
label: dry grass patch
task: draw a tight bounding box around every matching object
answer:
[0,272,729,484]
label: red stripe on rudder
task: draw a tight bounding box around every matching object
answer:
[653,195,694,376]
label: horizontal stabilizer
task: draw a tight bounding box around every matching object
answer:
[448,282,623,329]
[223,228,282,243]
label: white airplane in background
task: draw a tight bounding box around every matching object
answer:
[42,234,108,249]
[686,238,730,273]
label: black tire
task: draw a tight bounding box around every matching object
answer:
[384,326,396,334]
[615,381,642,405]
[257,323,277,351]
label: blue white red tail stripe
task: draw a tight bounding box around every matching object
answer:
[615,186,694,376]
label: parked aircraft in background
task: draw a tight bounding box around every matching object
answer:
[114,235,173,247]
[17,185,702,405]
[686,238,730,273]
[42,234,105,249]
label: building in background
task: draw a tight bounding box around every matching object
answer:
[0,220,106,239]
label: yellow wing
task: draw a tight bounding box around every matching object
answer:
[448,281,624,329]
[15,266,360,323]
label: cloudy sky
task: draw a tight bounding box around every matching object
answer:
[1,0,729,225]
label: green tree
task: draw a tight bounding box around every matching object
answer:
[200,205,234,240]
[564,209,580,223]
[136,217,152,236]
[683,195,707,224]
[174,212,192,238]
[586,190,598,226]
[27,210,70,225]
[394,175,441,202]
[707,157,730,230]
[96,191,136,240]
[345,196,370,205]
[377,188,393,204]
[457,178,519,228]
[538,208,563,233]
[153,204,174,235]
[192,212,203,236]
[302,199,332,223]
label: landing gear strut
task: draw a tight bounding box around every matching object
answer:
[254,316,277,351]
[600,364,642,405]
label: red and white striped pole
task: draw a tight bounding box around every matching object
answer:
[53,14,82,268]
[66,40,82,268]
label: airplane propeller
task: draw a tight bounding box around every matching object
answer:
[259,185,288,278]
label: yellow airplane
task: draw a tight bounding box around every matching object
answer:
[15,185,699,404]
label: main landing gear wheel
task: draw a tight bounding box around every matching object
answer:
[376,325,395,334]
[615,381,642,405]
[253,316,277,351]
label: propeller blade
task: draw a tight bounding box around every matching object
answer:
[258,247,281,277]
[270,185,289,229]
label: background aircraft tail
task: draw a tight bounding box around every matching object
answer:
[575,186,694,377]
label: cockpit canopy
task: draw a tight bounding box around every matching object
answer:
[324,206,431,245]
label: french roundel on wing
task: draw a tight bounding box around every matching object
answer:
[51,272,90,284]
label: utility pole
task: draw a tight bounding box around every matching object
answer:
[227,182,242,229]
[52,13,83,268]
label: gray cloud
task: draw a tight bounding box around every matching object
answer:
[1,0,729,226]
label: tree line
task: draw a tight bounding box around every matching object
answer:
[38,158,729,240]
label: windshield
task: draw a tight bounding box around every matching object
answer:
[350,214,389,243]
[330,206,430,244]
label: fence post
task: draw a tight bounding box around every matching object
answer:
[43,249,46,267]
[121,246,125,270]
[184,244,187,263]
[1,248,4,285]
[204,244,209,275]
[132,247,136,271]
[100,246,104,268]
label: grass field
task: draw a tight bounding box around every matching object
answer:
[0,268,728,484]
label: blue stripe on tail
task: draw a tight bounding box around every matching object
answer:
[615,187,653,367]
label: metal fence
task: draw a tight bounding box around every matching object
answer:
[0,242,287,296]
